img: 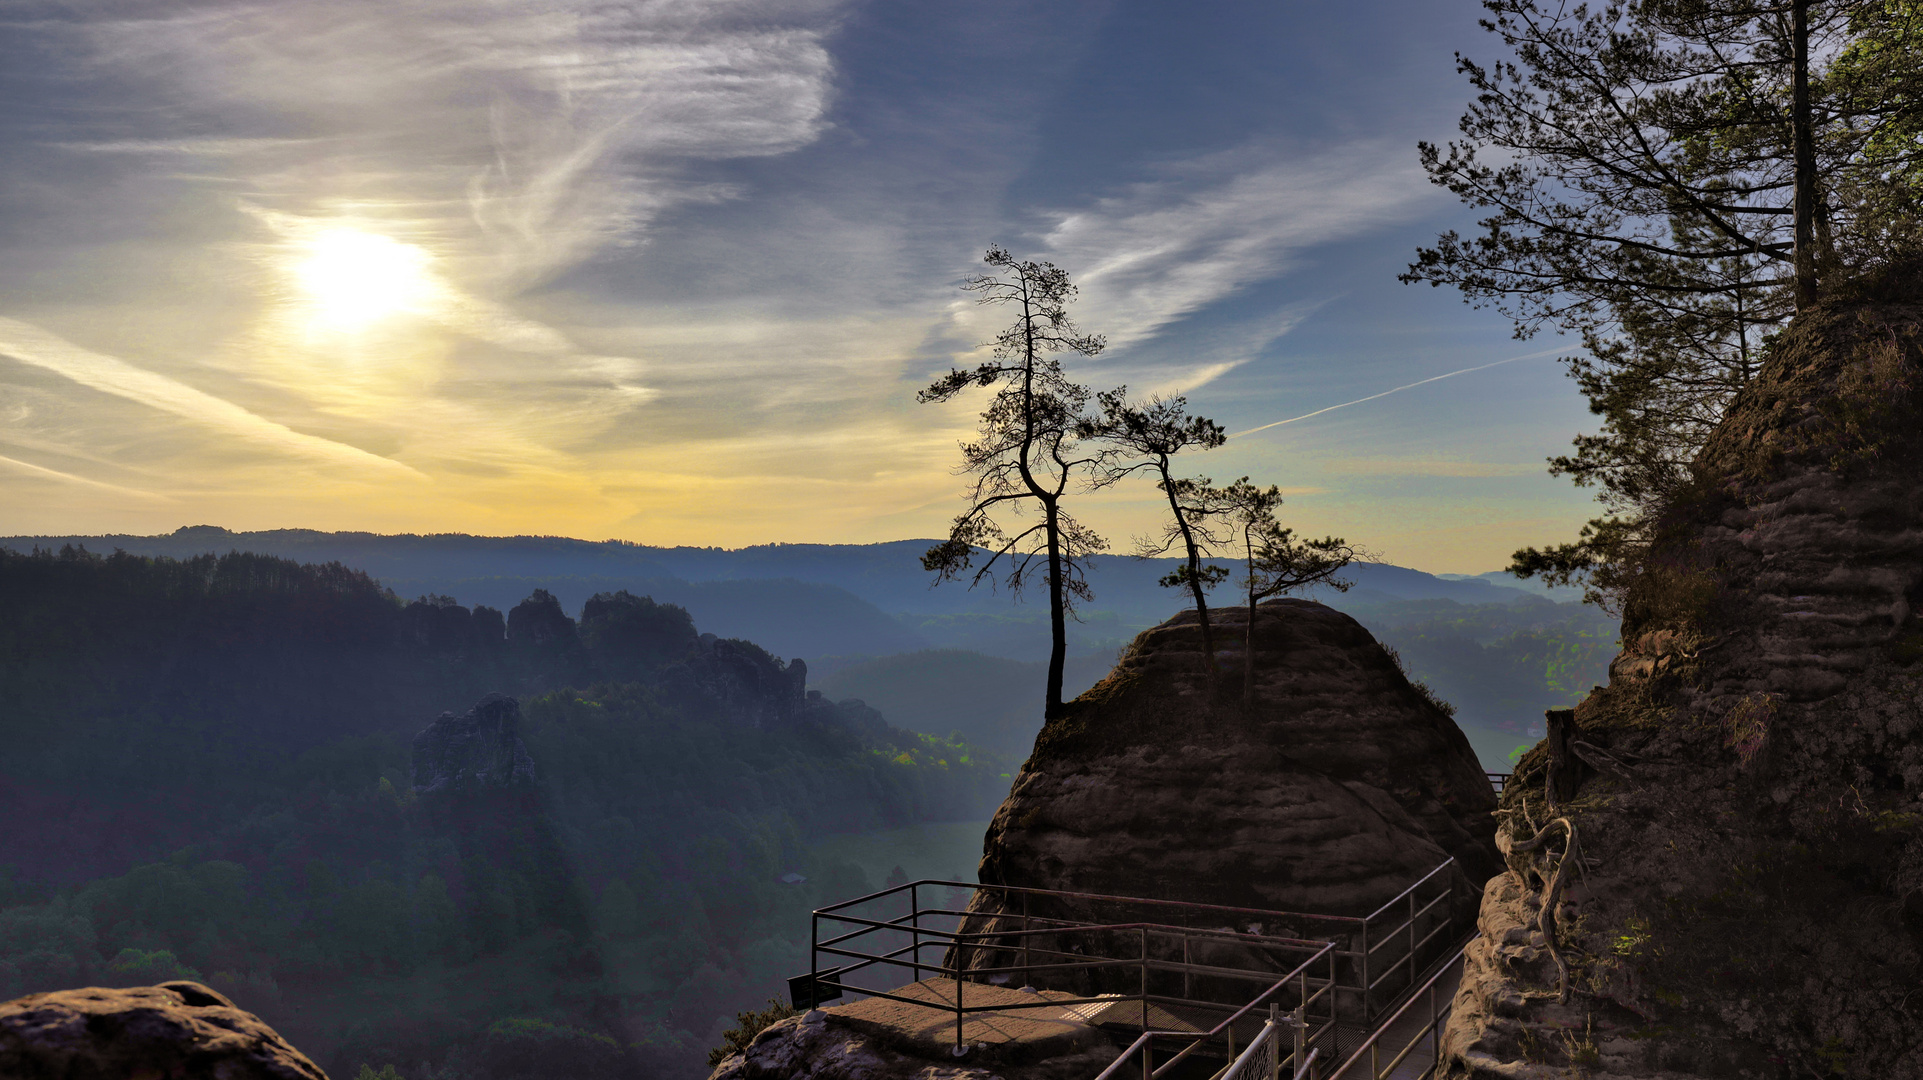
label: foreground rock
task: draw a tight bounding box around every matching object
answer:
[1440,265,1923,1077]
[960,601,1499,933]
[0,981,327,1079]
[711,1007,1115,1080]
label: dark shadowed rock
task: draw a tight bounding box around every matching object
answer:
[709,1008,1114,1080]
[507,588,592,690]
[1440,263,1923,1078]
[962,601,1499,920]
[0,980,328,1079]
[411,692,536,794]
[942,601,1498,1006]
[658,634,810,728]
[579,589,699,682]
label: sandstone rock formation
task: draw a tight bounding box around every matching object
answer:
[411,691,536,794]
[1440,265,1923,1077]
[714,601,1497,1080]
[0,980,328,1079]
[951,600,1499,986]
[711,1007,1116,1080]
[659,633,812,728]
[974,601,1498,911]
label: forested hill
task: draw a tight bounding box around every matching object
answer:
[2,528,1617,771]
[0,545,1010,1077]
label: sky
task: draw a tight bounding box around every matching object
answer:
[0,0,1606,573]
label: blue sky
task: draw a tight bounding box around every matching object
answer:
[0,0,1601,572]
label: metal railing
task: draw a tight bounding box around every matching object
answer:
[1326,943,1468,1080]
[1216,1009,1322,1080]
[1487,771,1511,795]
[793,858,1472,1071]
[1090,949,1339,1080]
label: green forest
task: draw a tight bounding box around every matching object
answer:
[0,539,1616,1078]
[0,546,1010,1079]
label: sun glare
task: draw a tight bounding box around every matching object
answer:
[291,228,437,332]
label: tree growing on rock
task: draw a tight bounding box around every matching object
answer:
[1407,0,1923,603]
[1214,478,1357,701]
[919,247,1108,719]
[1087,389,1230,674]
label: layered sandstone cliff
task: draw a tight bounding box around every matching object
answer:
[1441,264,1923,1078]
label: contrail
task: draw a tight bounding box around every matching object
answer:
[1230,346,1567,438]
[0,453,171,501]
[0,316,427,478]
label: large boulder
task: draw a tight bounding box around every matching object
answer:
[0,980,327,1079]
[951,600,1499,986]
[1439,265,1923,1078]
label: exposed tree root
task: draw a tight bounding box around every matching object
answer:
[1495,815,1577,1004]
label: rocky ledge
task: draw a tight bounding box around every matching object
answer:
[0,980,328,1079]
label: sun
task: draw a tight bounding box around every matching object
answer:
[290,228,437,332]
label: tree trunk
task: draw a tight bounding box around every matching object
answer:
[1164,472,1217,677]
[1242,588,1257,706]
[1791,0,1819,310]
[1544,708,1583,808]
[1043,501,1067,719]
[1192,587,1215,677]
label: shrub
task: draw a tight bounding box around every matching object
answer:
[105,948,201,986]
[707,998,800,1066]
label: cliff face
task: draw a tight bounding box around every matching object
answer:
[1442,266,1923,1079]
[957,600,1499,951]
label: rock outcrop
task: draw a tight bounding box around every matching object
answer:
[0,980,328,1079]
[411,692,536,794]
[711,1007,1116,1080]
[659,634,812,728]
[1440,265,1923,1078]
[951,600,1499,985]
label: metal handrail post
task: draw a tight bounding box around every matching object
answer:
[911,883,922,983]
[1427,971,1439,1077]
[1268,1002,1280,1080]
[954,967,964,1054]
[1327,937,1339,1064]
[1407,889,1417,1000]
[1291,1004,1305,1080]
[1021,890,1031,987]
[1358,924,1369,1023]
[1184,932,1192,1004]
[1140,926,1150,1032]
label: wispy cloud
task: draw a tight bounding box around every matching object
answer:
[0,318,423,477]
[82,0,846,288]
[1037,143,1436,348]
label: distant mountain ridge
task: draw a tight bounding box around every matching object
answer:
[0,525,1575,621]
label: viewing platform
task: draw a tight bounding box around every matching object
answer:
[788,855,1484,1079]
